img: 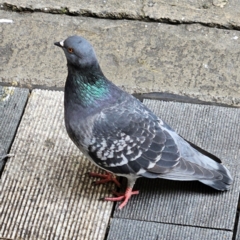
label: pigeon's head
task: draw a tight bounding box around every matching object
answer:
[54,35,98,69]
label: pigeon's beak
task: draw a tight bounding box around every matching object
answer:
[54,42,61,47]
[54,40,64,48]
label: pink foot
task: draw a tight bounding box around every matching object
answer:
[105,187,139,209]
[89,172,121,187]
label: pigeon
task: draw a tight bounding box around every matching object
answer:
[54,36,233,209]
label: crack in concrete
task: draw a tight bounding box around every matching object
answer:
[1,2,240,31]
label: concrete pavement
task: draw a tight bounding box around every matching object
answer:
[1,0,240,105]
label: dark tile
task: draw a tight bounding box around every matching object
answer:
[113,100,240,230]
[0,86,29,172]
[107,218,232,240]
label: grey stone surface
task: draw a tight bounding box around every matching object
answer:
[144,0,240,29]
[0,86,29,172]
[113,100,240,230]
[107,218,233,240]
[1,11,240,106]
[1,0,240,29]
[1,0,143,19]
[0,89,114,240]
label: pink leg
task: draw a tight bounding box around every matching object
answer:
[105,187,140,209]
[89,172,121,187]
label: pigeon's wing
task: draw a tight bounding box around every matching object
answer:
[87,100,222,181]
[181,137,222,163]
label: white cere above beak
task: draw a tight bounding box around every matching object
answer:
[59,40,64,47]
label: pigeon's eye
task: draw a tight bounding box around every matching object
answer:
[68,48,74,53]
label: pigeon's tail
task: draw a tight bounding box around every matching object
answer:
[177,136,233,191]
[200,163,233,191]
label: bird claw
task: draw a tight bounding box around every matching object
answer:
[104,188,140,209]
[88,172,121,187]
[0,154,14,161]
[90,173,139,209]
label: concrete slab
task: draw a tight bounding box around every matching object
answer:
[0,86,29,172]
[0,89,114,240]
[113,100,240,230]
[144,0,240,29]
[1,11,240,106]
[1,0,143,19]
[1,0,240,29]
[107,218,233,240]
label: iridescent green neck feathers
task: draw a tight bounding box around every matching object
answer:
[65,68,111,108]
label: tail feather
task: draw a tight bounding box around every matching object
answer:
[177,135,233,191]
[200,164,233,191]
